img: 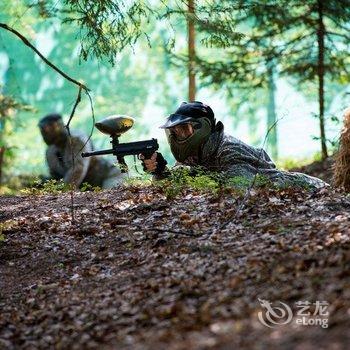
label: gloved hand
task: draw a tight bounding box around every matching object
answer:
[139,152,167,175]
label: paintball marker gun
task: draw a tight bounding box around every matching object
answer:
[82,115,163,173]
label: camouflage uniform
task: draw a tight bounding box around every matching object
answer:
[46,130,125,189]
[167,123,327,189]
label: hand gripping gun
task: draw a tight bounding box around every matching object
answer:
[81,115,162,173]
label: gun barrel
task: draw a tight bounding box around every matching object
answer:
[115,138,158,157]
[81,149,115,158]
[81,138,159,158]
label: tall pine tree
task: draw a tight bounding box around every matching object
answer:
[194,0,350,159]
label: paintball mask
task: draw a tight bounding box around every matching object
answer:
[38,114,67,146]
[160,102,215,163]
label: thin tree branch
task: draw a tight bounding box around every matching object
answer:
[75,90,96,157]
[65,87,83,224]
[66,86,82,129]
[326,31,350,41]
[0,23,96,226]
[0,22,89,92]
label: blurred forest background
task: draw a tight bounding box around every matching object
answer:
[0,0,349,193]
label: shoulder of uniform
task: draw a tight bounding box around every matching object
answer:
[218,133,255,160]
[46,145,57,154]
[69,130,88,139]
[68,130,90,144]
[221,133,242,148]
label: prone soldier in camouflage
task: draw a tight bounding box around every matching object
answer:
[141,101,327,189]
[38,114,126,189]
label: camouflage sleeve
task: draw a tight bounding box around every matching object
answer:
[64,136,92,188]
[258,148,276,168]
[46,146,64,180]
[271,170,328,189]
[218,144,327,189]
[217,145,258,180]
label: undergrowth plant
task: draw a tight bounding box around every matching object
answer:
[155,166,261,199]
[20,179,103,196]
[0,220,16,245]
[21,179,71,196]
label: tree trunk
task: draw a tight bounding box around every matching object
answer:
[266,58,278,160]
[0,146,5,185]
[188,0,196,101]
[0,114,4,185]
[317,0,328,159]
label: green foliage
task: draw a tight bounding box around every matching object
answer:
[0,3,164,179]
[3,4,155,187]
[152,167,218,199]
[154,165,315,198]
[155,166,267,199]
[0,93,34,185]
[63,0,153,64]
[124,173,152,187]
[0,174,41,195]
[80,182,102,192]
[193,0,350,158]
[277,152,325,171]
[0,0,347,185]
[19,179,103,196]
[195,0,350,89]
[253,174,272,188]
[20,179,71,196]
[0,94,33,116]
[278,157,311,171]
[0,220,16,245]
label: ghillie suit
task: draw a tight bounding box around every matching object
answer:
[155,101,327,190]
[333,108,350,191]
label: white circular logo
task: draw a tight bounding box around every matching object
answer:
[258,298,293,328]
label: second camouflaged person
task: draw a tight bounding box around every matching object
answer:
[140,101,327,189]
[38,114,126,189]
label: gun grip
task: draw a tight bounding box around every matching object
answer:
[117,155,128,173]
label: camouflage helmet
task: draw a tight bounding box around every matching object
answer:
[38,113,67,145]
[160,102,216,163]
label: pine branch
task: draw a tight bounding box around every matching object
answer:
[326,31,350,41]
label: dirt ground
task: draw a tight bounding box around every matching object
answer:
[1,184,350,349]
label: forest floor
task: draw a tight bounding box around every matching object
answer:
[1,176,350,349]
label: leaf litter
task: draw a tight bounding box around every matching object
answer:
[0,185,350,349]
